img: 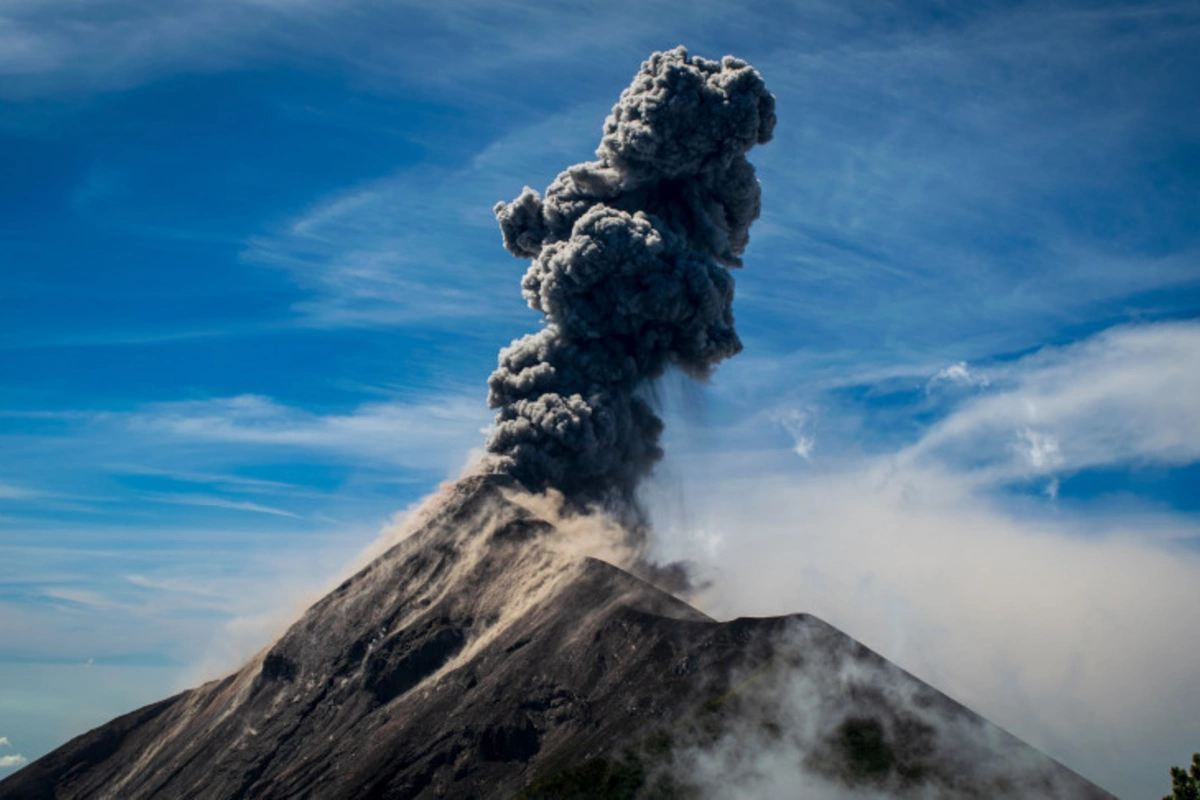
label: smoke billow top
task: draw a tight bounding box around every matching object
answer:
[485,46,775,509]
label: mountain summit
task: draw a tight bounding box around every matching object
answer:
[0,475,1113,799]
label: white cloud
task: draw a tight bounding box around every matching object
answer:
[0,0,343,97]
[0,736,9,747]
[1015,427,1063,472]
[650,460,1200,800]
[243,176,480,329]
[774,407,816,460]
[0,0,676,104]
[928,361,989,391]
[934,362,971,384]
[126,393,490,473]
[243,102,602,329]
[40,587,132,613]
[742,5,1200,367]
[647,319,1200,799]
[250,230,506,328]
[906,321,1200,482]
[144,493,301,518]
[106,466,298,494]
[0,754,28,769]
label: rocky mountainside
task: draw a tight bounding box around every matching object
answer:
[0,475,1115,799]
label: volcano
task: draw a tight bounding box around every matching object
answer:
[0,475,1113,799]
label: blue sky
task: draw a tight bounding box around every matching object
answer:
[1,1,1198,797]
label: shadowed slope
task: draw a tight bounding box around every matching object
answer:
[0,475,1114,799]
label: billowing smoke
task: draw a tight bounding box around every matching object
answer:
[485,46,775,509]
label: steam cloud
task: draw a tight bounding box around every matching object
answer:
[486,46,775,508]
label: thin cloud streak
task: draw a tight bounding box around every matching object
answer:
[104,465,299,494]
[128,393,489,470]
[143,493,301,519]
[39,586,134,613]
[1,391,489,497]
[0,482,40,499]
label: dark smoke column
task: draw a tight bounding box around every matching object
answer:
[486,46,775,509]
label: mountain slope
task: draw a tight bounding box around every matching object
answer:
[0,475,1114,799]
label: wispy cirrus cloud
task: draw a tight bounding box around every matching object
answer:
[719,321,1200,499]
[0,481,40,499]
[0,0,713,102]
[0,388,492,552]
[128,393,490,471]
[244,174,505,328]
[0,0,345,98]
[3,391,490,487]
[40,586,134,612]
[904,321,1200,484]
[242,102,605,329]
[740,2,1200,367]
[105,466,299,494]
[142,493,301,519]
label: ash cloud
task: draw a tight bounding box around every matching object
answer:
[485,46,775,509]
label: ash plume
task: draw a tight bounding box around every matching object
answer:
[486,46,775,509]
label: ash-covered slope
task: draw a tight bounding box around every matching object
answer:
[1,475,1112,799]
